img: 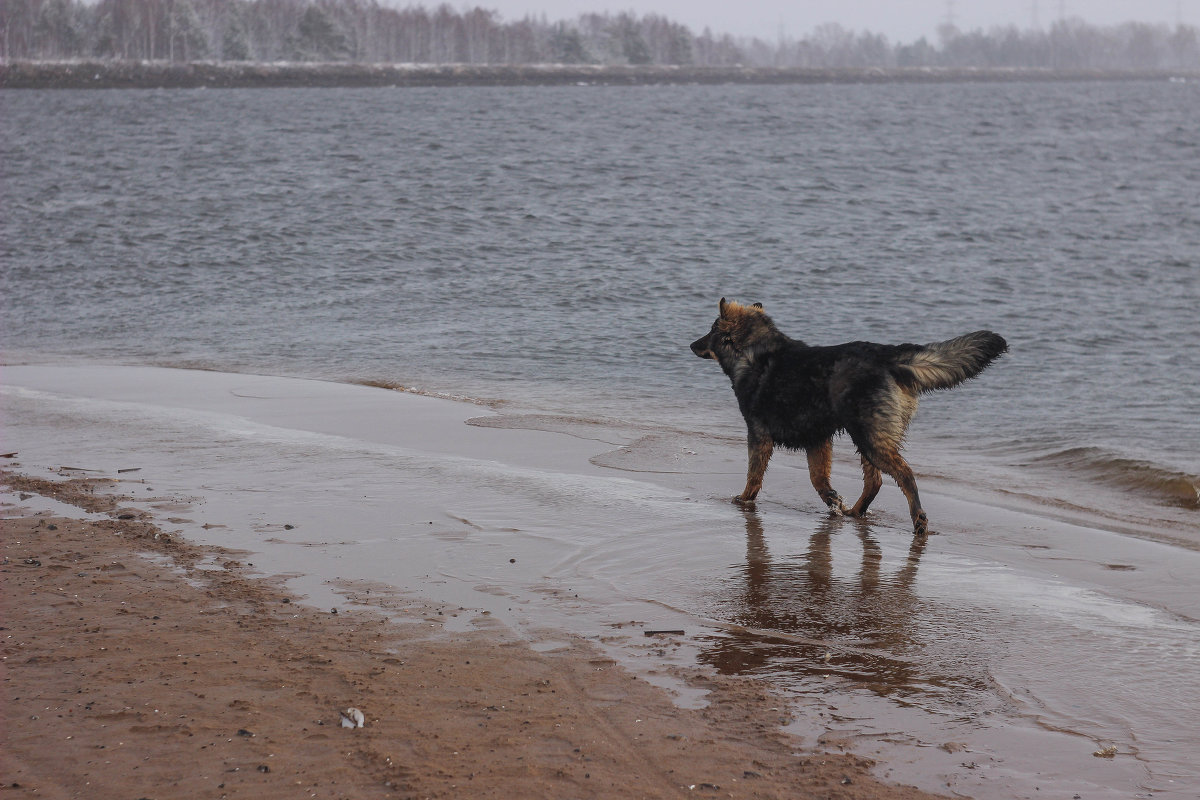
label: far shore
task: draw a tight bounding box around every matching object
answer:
[2,60,1196,90]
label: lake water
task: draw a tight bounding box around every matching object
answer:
[2,80,1198,536]
[3,79,1199,797]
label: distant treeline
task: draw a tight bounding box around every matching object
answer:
[2,0,1198,70]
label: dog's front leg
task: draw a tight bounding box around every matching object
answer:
[806,440,848,515]
[735,431,773,505]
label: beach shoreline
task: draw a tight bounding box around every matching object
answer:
[3,363,1195,798]
[1,468,940,799]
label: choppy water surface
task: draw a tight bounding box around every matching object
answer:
[2,81,1198,534]
[2,81,1199,795]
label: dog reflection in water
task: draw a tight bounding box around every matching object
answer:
[698,511,927,686]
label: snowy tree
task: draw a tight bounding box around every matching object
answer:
[1,0,1197,70]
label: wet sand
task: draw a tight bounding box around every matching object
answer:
[3,365,1198,798]
[2,472,937,799]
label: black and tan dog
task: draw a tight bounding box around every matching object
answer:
[691,299,1006,535]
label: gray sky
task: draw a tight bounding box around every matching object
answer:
[456,1,1192,44]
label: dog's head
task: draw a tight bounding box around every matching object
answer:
[690,298,775,373]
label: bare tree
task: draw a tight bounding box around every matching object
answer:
[2,0,1197,70]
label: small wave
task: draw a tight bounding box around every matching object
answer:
[350,378,498,407]
[1029,447,1200,510]
[466,413,640,448]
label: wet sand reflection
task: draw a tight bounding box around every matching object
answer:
[698,511,965,699]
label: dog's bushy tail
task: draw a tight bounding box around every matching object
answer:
[895,331,1007,393]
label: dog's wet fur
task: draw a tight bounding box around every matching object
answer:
[691,299,1007,535]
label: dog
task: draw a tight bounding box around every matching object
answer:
[691,299,1007,535]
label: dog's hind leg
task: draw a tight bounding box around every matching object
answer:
[736,431,773,505]
[867,447,928,536]
[806,440,847,514]
[844,382,927,534]
[848,454,883,517]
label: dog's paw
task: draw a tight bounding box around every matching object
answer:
[816,490,848,516]
[913,511,929,537]
[820,492,848,516]
[732,495,757,508]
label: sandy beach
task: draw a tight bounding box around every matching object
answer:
[2,470,938,799]
[3,365,1197,798]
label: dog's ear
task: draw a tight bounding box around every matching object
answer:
[719,297,729,317]
[752,302,763,309]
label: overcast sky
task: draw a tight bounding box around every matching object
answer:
[452,1,1192,44]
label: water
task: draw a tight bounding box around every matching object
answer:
[2,81,1198,534]
[3,80,1200,795]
